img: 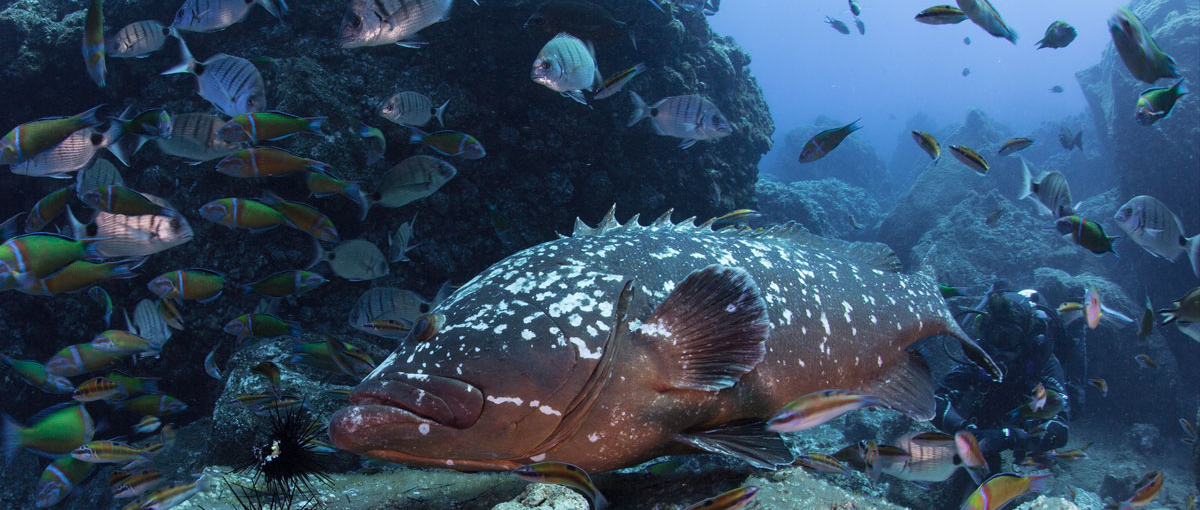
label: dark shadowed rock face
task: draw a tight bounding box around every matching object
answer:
[755,177,883,239]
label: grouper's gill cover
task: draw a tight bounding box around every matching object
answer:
[330,207,1000,472]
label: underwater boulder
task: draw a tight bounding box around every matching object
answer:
[755,177,884,238]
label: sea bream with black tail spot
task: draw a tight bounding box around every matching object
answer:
[330,207,1000,473]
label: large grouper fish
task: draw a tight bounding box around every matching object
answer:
[330,207,1000,472]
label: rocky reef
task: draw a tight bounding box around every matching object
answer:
[754,177,884,238]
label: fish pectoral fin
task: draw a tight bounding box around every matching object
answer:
[674,419,794,470]
[635,264,768,392]
[861,351,936,421]
[1143,228,1164,238]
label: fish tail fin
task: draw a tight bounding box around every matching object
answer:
[626,91,649,127]
[434,99,449,128]
[408,127,427,144]
[287,320,303,338]
[592,489,610,510]
[102,122,131,167]
[1174,78,1189,96]
[1026,473,1052,494]
[141,379,160,393]
[1017,156,1033,200]
[257,0,288,19]
[846,118,863,133]
[1073,131,1083,151]
[1187,234,1200,279]
[2,414,22,464]
[76,104,105,128]
[108,262,139,281]
[306,238,326,270]
[307,117,329,137]
[625,14,641,51]
[162,36,196,76]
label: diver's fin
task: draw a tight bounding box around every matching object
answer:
[636,264,768,392]
[861,351,936,421]
[674,419,794,469]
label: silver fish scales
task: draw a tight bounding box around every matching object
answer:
[107,20,176,58]
[154,113,244,162]
[338,0,453,48]
[163,39,266,117]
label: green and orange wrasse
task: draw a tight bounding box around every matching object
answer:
[962,472,1050,510]
[325,387,351,399]
[73,377,126,401]
[594,62,647,100]
[1055,216,1118,256]
[2,403,95,459]
[37,456,95,507]
[25,185,74,232]
[1113,471,1163,510]
[1134,353,1156,369]
[113,394,187,417]
[21,259,139,296]
[107,370,160,395]
[639,458,682,475]
[216,147,331,178]
[261,191,339,242]
[126,475,211,510]
[121,442,164,470]
[1008,388,1064,420]
[1087,378,1108,397]
[1,354,73,393]
[0,105,104,164]
[949,145,989,175]
[911,130,941,162]
[251,361,282,391]
[90,286,114,328]
[46,343,130,377]
[289,339,375,376]
[359,124,385,165]
[682,486,758,510]
[0,233,103,286]
[998,138,1033,156]
[939,284,967,298]
[409,127,486,160]
[240,269,326,297]
[82,185,173,217]
[216,111,328,144]
[1109,7,1179,84]
[91,330,158,356]
[915,5,966,25]
[223,313,301,340]
[1136,78,1188,126]
[110,469,164,499]
[116,108,173,139]
[72,440,149,463]
[305,171,367,215]
[82,0,106,87]
[513,462,607,510]
[798,119,860,163]
[326,334,371,377]
[707,209,761,227]
[767,390,883,432]
[199,197,287,233]
[147,268,225,302]
[157,297,184,330]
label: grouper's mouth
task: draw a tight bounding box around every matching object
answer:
[343,372,484,429]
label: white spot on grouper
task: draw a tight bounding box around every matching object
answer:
[820,312,831,335]
[487,396,524,406]
[588,433,600,442]
[842,300,853,322]
[531,454,546,462]
[538,405,562,416]
[418,423,430,435]
[782,309,793,325]
[521,329,536,340]
[493,324,507,334]
[570,337,601,359]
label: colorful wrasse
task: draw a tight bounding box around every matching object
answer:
[1084,286,1102,329]
[962,472,1050,510]
[0,105,104,164]
[90,286,113,328]
[113,394,188,417]
[251,361,282,391]
[108,371,160,395]
[958,0,1018,44]
[939,284,967,298]
[767,390,882,432]
[1108,7,1179,84]
[305,171,366,213]
[1088,378,1108,397]
[949,145,989,175]
[217,111,327,144]
[798,120,860,163]
[36,456,95,507]
[133,416,161,434]
[223,313,302,340]
[1009,388,1065,420]
[73,377,126,401]
[682,486,758,510]
[25,185,74,232]
[1134,353,1156,369]
[1029,382,1047,411]
[1056,216,1118,256]
[0,233,103,286]
[1115,471,1163,509]
[359,124,385,165]
[82,185,173,217]
[147,268,225,302]
[20,259,139,296]
[513,462,608,510]
[204,342,222,380]
[45,344,130,377]
[1050,441,1091,462]
[82,0,106,87]
[915,5,966,25]
[110,469,164,498]
[261,191,339,242]
[708,209,761,226]
[793,453,850,475]
[1,354,73,393]
[240,269,326,297]
[91,330,157,355]
[1138,296,1153,342]
[911,130,941,162]
[289,340,375,376]
[362,319,411,334]
[199,197,287,233]
[72,440,149,463]
[2,403,95,459]
[594,62,647,100]
[216,147,330,178]
[1136,79,1188,126]
[409,127,486,160]
[157,298,184,331]
[998,138,1033,156]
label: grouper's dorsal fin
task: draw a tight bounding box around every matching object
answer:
[635,264,768,392]
[750,222,903,272]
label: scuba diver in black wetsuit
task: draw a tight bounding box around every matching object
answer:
[933,284,1080,471]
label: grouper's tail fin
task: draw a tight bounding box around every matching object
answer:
[917,264,1003,384]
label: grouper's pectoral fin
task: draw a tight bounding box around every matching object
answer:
[673,419,795,469]
[861,350,936,421]
[634,264,770,392]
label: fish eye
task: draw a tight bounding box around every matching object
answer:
[539,62,551,70]
[175,10,184,19]
[350,16,362,28]
[170,218,181,229]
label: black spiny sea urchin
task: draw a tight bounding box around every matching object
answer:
[231,405,332,509]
